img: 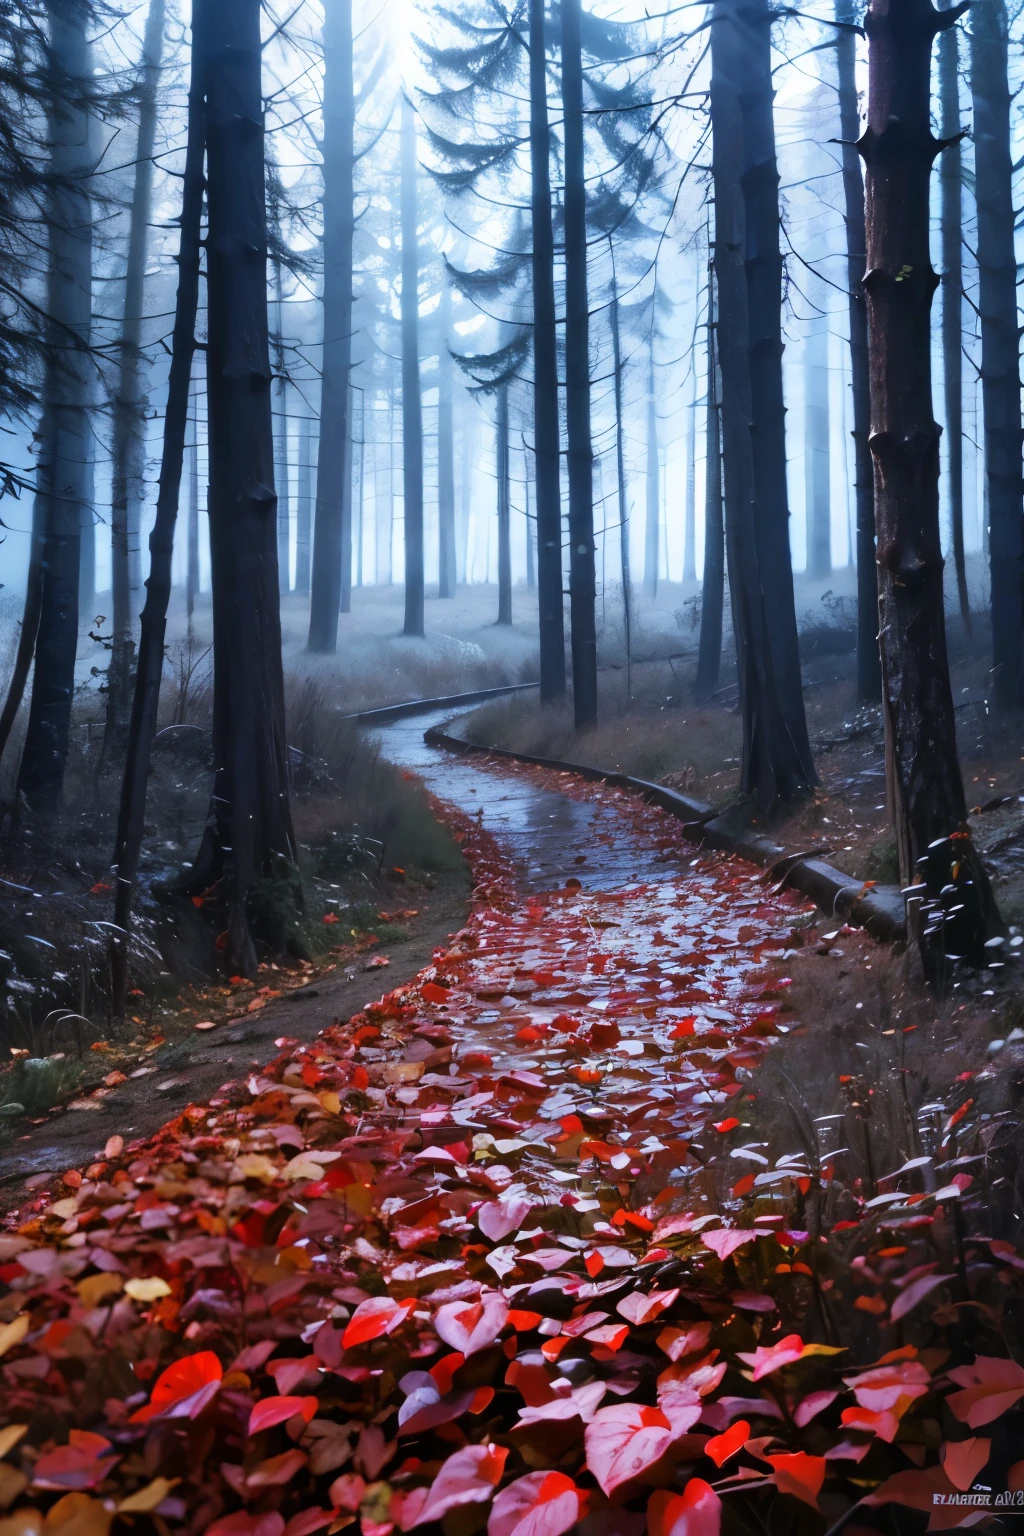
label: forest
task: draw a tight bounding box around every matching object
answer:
[0,0,1023,1531]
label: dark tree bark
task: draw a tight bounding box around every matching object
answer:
[496,383,512,624]
[608,244,632,697]
[401,94,425,638]
[187,0,297,975]
[529,0,565,700]
[696,261,724,702]
[458,392,473,584]
[861,0,1000,967]
[710,0,814,803]
[16,0,93,816]
[643,345,659,597]
[273,258,291,593]
[438,277,457,598]
[524,459,535,589]
[307,0,353,653]
[737,0,814,788]
[105,0,165,752]
[79,496,94,617]
[971,0,1023,706]
[110,0,206,1014]
[295,409,311,595]
[836,0,880,699]
[561,0,597,728]
[340,386,353,613]
[186,384,199,628]
[804,303,831,577]
[938,0,970,635]
[0,481,45,776]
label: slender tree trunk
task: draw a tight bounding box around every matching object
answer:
[105,0,165,752]
[400,96,425,638]
[524,458,535,589]
[696,260,724,702]
[836,0,881,699]
[711,0,814,803]
[938,1,970,634]
[644,345,659,597]
[16,0,92,816]
[110,1,206,1013]
[186,383,199,628]
[459,393,473,584]
[295,409,311,595]
[804,301,831,577]
[861,0,1000,969]
[79,495,94,617]
[971,0,1023,706]
[438,278,457,598]
[683,365,697,582]
[737,0,814,789]
[561,0,597,727]
[340,383,353,612]
[495,383,512,624]
[0,469,46,776]
[273,260,291,593]
[530,0,566,699]
[609,249,632,698]
[187,0,297,975]
[307,0,353,653]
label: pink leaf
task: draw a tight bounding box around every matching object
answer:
[647,1481,722,1536]
[342,1295,416,1349]
[890,1272,954,1322]
[487,1471,583,1536]
[766,1452,827,1509]
[479,1199,534,1243]
[736,1333,805,1380]
[616,1288,680,1327]
[793,1390,838,1428]
[435,1289,509,1356]
[410,1442,508,1527]
[248,1396,318,1436]
[941,1438,992,1493]
[702,1229,757,1261]
[584,1398,701,1497]
[946,1357,1024,1429]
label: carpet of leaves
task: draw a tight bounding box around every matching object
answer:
[0,785,1023,1536]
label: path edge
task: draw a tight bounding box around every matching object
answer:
[424,720,907,944]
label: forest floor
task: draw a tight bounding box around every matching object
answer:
[0,746,1021,1535]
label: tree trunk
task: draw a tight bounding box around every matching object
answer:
[696,260,724,702]
[836,0,880,699]
[0,472,45,777]
[458,392,473,584]
[295,410,311,595]
[340,384,353,613]
[79,496,94,617]
[938,0,969,635]
[105,0,165,752]
[307,0,353,653]
[110,0,206,1014]
[495,383,512,624]
[273,260,291,593]
[16,0,92,816]
[971,0,1023,706]
[400,96,425,638]
[524,460,535,589]
[186,383,199,628]
[438,277,457,597]
[188,0,297,975]
[530,0,565,700]
[643,345,659,598]
[804,301,831,577]
[737,0,814,789]
[683,364,697,582]
[561,0,597,728]
[861,0,1000,969]
[608,247,632,698]
[710,0,814,804]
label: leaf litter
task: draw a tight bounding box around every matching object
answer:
[0,776,1020,1534]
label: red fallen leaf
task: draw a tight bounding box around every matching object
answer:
[507,1310,542,1332]
[585,1252,604,1279]
[736,1333,804,1380]
[435,1290,509,1356]
[946,1356,1024,1428]
[487,1470,583,1536]
[712,1118,740,1134]
[584,1397,702,1497]
[702,1228,757,1261]
[944,1098,973,1131]
[589,1019,621,1051]
[248,1396,318,1436]
[408,1442,508,1527]
[669,1017,696,1039]
[766,1451,826,1508]
[647,1480,722,1536]
[33,1431,120,1491]
[421,981,449,1004]
[130,1349,223,1423]
[89,882,111,894]
[704,1419,749,1467]
[342,1295,417,1348]
[617,1288,679,1327]
[941,1437,992,1493]
[478,1197,533,1243]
